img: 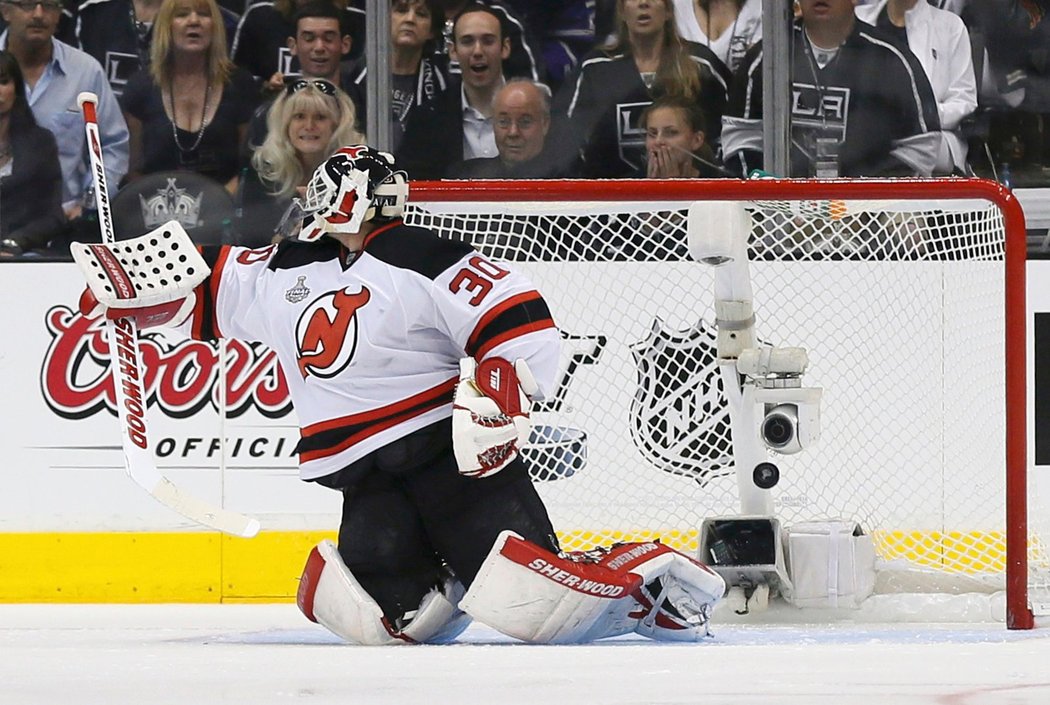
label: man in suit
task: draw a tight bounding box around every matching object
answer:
[0,0,128,218]
[396,3,508,179]
[448,78,572,178]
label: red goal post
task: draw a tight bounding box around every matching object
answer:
[408,177,1034,628]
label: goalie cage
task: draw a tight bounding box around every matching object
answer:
[404,177,1046,629]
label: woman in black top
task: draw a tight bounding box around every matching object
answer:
[75,0,243,97]
[0,51,64,257]
[121,0,258,192]
[553,0,731,178]
[348,0,450,152]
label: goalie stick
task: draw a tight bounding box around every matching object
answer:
[77,92,260,538]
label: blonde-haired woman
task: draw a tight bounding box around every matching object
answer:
[239,79,363,245]
[553,0,731,178]
[120,0,258,191]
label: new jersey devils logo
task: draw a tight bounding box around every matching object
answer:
[295,286,371,380]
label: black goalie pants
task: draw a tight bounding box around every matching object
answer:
[315,419,559,624]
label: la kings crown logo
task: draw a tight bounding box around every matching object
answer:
[629,318,733,484]
[140,178,204,230]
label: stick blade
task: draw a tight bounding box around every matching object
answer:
[122,446,260,538]
[152,477,261,538]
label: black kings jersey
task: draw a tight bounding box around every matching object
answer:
[721,19,941,178]
[557,41,731,178]
[183,221,561,480]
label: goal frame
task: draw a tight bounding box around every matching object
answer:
[411,177,1032,629]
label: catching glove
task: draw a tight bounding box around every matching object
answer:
[452,356,537,478]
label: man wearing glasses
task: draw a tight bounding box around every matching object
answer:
[447,78,570,178]
[0,0,128,220]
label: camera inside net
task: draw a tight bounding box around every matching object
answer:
[759,400,819,455]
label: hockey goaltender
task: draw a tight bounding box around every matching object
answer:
[74,145,726,644]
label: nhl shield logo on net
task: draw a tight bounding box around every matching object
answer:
[628,317,734,484]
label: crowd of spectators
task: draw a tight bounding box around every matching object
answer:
[1,0,1049,258]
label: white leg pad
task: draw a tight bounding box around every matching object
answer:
[296,540,471,645]
[459,531,643,644]
[626,547,727,641]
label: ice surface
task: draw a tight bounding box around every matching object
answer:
[1,604,1049,705]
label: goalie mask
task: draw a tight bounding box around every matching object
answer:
[296,146,409,242]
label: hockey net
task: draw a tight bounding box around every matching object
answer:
[407,178,1043,627]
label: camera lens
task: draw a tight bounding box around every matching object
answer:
[762,412,795,448]
[753,461,780,489]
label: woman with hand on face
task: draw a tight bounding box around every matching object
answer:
[240,79,363,245]
[554,0,730,179]
[0,51,64,258]
[640,94,725,178]
[614,94,726,262]
[121,0,258,192]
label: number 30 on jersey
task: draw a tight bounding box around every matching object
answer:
[449,256,510,306]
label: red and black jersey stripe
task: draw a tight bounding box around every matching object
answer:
[296,377,458,463]
[190,245,229,342]
[467,291,556,360]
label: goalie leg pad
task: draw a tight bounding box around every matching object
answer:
[612,543,726,642]
[297,540,471,645]
[459,534,726,643]
[459,531,644,644]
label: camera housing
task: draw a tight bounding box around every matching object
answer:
[736,348,822,457]
[759,399,820,455]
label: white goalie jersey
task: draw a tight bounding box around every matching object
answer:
[180,220,561,480]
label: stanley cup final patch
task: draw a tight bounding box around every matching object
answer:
[285,276,310,303]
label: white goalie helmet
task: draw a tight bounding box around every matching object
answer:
[295,145,409,242]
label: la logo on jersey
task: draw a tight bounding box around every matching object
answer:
[295,286,371,380]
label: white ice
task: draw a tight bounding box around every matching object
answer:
[2,605,1050,705]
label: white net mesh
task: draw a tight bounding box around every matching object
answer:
[405,185,1046,616]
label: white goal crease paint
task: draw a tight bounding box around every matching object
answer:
[1,604,1048,705]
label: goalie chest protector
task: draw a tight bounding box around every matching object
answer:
[188,222,559,480]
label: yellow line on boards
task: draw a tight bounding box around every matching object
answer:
[0,529,1015,602]
[0,531,334,603]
